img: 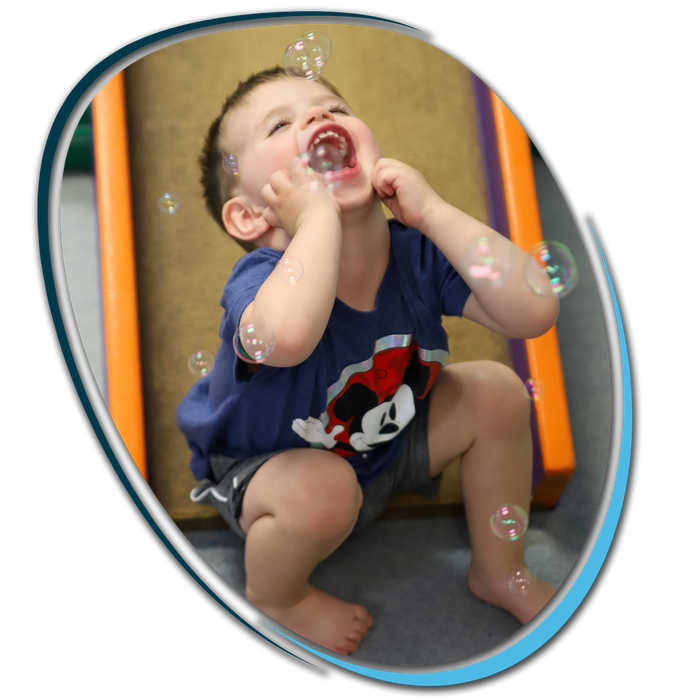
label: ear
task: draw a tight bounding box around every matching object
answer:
[222,196,271,243]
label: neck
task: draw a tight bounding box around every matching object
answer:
[335,195,391,310]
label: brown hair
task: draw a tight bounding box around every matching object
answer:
[199,66,345,252]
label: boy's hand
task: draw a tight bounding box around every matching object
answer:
[372,158,444,233]
[262,156,340,237]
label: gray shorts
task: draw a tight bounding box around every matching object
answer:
[190,392,440,540]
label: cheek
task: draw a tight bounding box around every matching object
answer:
[244,153,283,196]
[354,123,380,150]
[373,136,383,159]
[262,143,296,176]
[355,130,382,163]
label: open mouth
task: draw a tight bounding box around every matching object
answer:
[306,124,359,179]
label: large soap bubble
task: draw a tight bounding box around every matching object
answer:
[275,256,304,284]
[233,321,276,364]
[302,31,332,60]
[525,241,578,298]
[504,567,537,596]
[463,236,512,288]
[490,504,529,541]
[283,38,326,81]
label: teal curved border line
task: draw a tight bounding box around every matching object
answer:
[38,12,631,686]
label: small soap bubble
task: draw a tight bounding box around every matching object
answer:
[188,350,214,377]
[504,567,537,596]
[302,31,332,60]
[283,38,326,80]
[525,241,578,298]
[223,154,240,175]
[490,504,529,541]
[524,378,545,401]
[463,236,511,287]
[233,321,276,364]
[275,256,304,284]
[158,192,181,214]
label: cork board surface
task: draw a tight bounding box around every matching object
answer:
[123,24,511,526]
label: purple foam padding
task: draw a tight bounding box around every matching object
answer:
[470,72,544,493]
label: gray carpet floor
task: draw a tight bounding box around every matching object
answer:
[61,154,611,667]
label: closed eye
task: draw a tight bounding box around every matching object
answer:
[328,102,350,115]
[268,119,291,135]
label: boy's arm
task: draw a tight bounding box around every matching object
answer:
[372,158,559,339]
[241,160,342,367]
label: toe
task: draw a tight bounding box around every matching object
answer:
[337,638,359,654]
[353,604,370,621]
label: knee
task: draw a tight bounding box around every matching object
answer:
[279,450,362,540]
[465,361,530,429]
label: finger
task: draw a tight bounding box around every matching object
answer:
[261,182,277,206]
[372,164,396,198]
[289,155,314,185]
[268,169,291,193]
[262,206,282,229]
[382,182,396,197]
[374,180,395,200]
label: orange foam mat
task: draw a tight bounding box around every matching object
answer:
[491,93,576,506]
[92,72,148,479]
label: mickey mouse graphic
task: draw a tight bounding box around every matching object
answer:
[292,337,444,457]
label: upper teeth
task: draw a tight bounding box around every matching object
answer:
[311,130,349,157]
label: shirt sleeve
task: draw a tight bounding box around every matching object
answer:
[218,248,282,344]
[403,223,471,318]
[431,239,471,317]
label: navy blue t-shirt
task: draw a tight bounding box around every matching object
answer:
[176,220,471,486]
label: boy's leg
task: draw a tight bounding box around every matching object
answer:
[238,448,372,654]
[427,361,556,624]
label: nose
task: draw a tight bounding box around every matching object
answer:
[302,105,334,128]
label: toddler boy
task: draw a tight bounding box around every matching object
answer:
[177,66,559,655]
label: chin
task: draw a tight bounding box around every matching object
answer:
[332,167,377,209]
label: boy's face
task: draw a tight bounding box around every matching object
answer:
[223,77,383,213]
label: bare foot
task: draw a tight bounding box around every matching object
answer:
[467,567,556,625]
[247,585,373,654]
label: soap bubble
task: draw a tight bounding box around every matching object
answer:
[504,567,537,596]
[463,236,511,287]
[188,350,214,376]
[301,150,343,194]
[524,378,545,401]
[158,192,181,214]
[490,504,528,541]
[233,321,276,364]
[283,38,326,80]
[302,31,332,60]
[223,154,239,175]
[525,241,578,298]
[275,256,304,284]
[306,143,344,176]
